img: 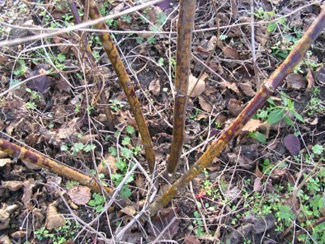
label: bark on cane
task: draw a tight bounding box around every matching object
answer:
[0,139,114,194]
[166,0,196,177]
[150,7,325,215]
[81,0,156,173]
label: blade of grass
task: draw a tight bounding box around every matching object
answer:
[81,0,155,173]
[166,0,196,177]
[150,7,325,215]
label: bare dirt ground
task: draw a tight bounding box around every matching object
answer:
[0,0,325,243]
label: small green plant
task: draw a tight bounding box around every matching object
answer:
[25,88,42,110]
[312,144,324,156]
[9,79,21,90]
[54,53,66,70]
[306,87,325,116]
[248,131,266,143]
[35,220,80,244]
[110,99,123,112]
[108,126,140,199]
[192,210,205,236]
[88,192,105,212]
[147,36,156,45]
[26,101,37,110]
[121,14,132,23]
[26,88,41,100]
[60,141,96,156]
[219,34,228,41]
[249,93,304,142]
[65,180,80,189]
[255,92,304,126]
[189,108,200,121]
[254,8,287,33]
[276,204,295,227]
[14,60,28,76]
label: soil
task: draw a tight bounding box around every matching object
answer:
[0,0,325,243]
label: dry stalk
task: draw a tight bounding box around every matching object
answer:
[81,0,156,173]
[0,138,114,194]
[150,7,325,215]
[166,0,196,177]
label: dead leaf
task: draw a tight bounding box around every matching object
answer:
[0,209,10,230]
[32,208,45,229]
[306,117,318,125]
[225,187,241,201]
[207,36,217,52]
[0,235,11,244]
[149,79,161,95]
[255,164,264,178]
[111,2,125,14]
[0,150,7,159]
[238,154,255,170]
[53,36,71,54]
[196,113,209,121]
[283,134,301,156]
[79,134,98,144]
[242,119,263,132]
[271,168,287,180]
[26,65,51,94]
[222,45,240,59]
[286,73,307,89]
[10,231,26,239]
[119,205,136,217]
[21,159,41,170]
[239,82,256,97]
[135,174,146,197]
[55,76,71,92]
[101,154,117,174]
[68,186,91,205]
[188,73,208,98]
[45,176,62,195]
[198,96,212,112]
[204,85,218,96]
[184,235,201,244]
[253,177,262,192]
[225,223,253,243]
[268,0,283,4]
[46,204,66,230]
[0,158,11,167]
[196,46,209,56]
[51,117,80,144]
[220,81,241,95]
[0,55,9,66]
[148,207,179,240]
[306,70,315,90]
[22,179,36,205]
[249,214,276,234]
[228,98,243,116]
[2,181,23,191]
[315,67,325,83]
